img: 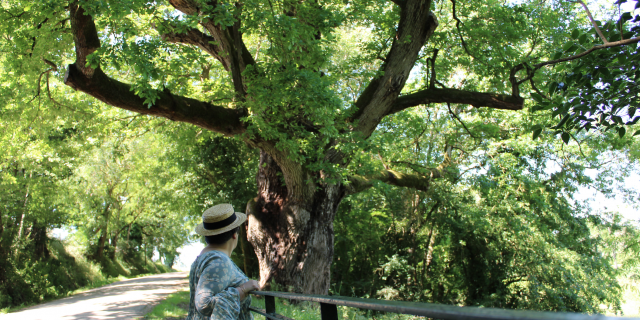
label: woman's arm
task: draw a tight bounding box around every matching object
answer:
[236,279,260,300]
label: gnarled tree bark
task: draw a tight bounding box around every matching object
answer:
[246,151,344,294]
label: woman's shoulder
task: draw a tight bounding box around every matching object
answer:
[198,252,247,283]
[195,250,235,269]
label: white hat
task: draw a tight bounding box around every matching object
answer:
[195,203,247,236]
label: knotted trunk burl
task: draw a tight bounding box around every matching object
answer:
[246,151,344,294]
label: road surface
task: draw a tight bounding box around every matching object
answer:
[1,271,189,320]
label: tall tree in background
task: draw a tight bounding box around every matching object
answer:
[3,0,638,295]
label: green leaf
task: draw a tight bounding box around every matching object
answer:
[549,81,558,95]
[578,34,588,44]
[571,29,580,39]
[618,127,626,138]
[561,132,570,144]
[532,127,543,140]
[634,130,640,136]
[555,113,571,128]
[530,92,543,103]
[533,102,553,113]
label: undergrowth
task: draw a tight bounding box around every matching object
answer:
[0,238,173,313]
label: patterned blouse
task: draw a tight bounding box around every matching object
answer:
[186,250,253,320]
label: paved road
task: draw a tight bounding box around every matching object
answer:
[2,271,189,320]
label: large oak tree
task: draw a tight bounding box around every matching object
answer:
[5,0,638,294]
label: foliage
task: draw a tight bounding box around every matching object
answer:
[0,237,170,312]
[331,100,635,312]
[589,213,640,305]
[530,0,640,141]
[1,0,639,314]
[0,75,191,308]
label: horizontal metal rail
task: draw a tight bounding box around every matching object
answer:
[250,291,639,320]
[248,307,295,320]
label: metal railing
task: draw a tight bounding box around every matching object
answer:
[249,291,639,320]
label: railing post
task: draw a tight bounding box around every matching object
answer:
[265,295,276,315]
[320,302,338,320]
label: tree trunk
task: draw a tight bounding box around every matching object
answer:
[110,233,118,260]
[239,224,250,277]
[96,203,111,260]
[14,186,29,259]
[0,208,4,249]
[246,151,344,295]
[30,222,49,260]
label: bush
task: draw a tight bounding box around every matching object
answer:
[0,238,173,310]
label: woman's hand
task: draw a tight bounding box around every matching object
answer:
[237,279,260,300]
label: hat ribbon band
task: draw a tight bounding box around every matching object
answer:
[203,213,237,230]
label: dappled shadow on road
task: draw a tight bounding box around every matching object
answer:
[18,273,188,311]
[64,300,151,319]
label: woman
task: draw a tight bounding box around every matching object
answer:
[186,203,260,320]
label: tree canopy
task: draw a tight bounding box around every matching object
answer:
[1,0,639,309]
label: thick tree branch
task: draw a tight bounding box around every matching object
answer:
[161,26,231,71]
[427,49,439,89]
[326,2,438,167]
[389,87,524,115]
[64,65,246,136]
[350,1,438,138]
[346,146,453,195]
[168,0,255,99]
[70,3,100,78]
[64,2,246,136]
[345,169,444,195]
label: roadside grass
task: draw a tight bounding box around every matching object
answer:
[250,297,319,320]
[144,290,190,319]
[249,296,423,320]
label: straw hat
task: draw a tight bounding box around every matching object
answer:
[195,203,247,236]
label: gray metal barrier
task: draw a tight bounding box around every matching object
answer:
[249,290,639,320]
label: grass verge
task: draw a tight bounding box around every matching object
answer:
[250,296,424,320]
[143,288,640,320]
[144,290,190,319]
[144,293,435,320]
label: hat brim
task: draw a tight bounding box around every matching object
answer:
[195,212,247,236]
